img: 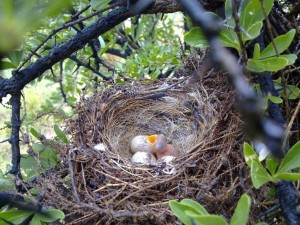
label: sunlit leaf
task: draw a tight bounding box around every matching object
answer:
[265,155,279,175]
[184,28,209,48]
[242,21,262,41]
[169,200,196,225]
[35,209,65,222]
[241,0,274,32]
[247,57,288,72]
[0,210,33,225]
[260,29,296,58]
[30,127,41,140]
[243,142,258,167]
[219,28,240,51]
[54,124,69,144]
[279,54,297,66]
[230,194,251,225]
[90,0,110,10]
[267,94,283,104]
[181,199,209,216]
[277,141,300,174]
[253,43,260,60]
[251,160,274,189]
[274,173,300,181]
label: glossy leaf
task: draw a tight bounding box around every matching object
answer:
[266,155,278,175]
[260,29,296,58]
[0,210,33,225]
[247,57,288,72]
[54,124,69,144]
[219,28,240,51]
[253,43,260,60]
[277,141,300,174]
[29,215,43,225]
[251,160,273,189]
[230,194,251,225]
[279,54,297,66]
[35,209,65,222]
[274,173,300,181]
[241,0,274,32]
[243,142,258,167]
[169,200,196,225]
[243,21,262,42]
[184,28,209,48]
[287,85,300,100]
[181,199,209,215]
[267,94,283,104]
[224,0,235,26]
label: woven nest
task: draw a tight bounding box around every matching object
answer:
[38,56,266,224]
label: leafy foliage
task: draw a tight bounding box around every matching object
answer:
[169,194,251,225]
[184,0,297,73]
[244,141,300,189]
[0,208,64,225]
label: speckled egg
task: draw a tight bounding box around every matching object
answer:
[131,151,157,165]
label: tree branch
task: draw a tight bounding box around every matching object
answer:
[9,92,22,177]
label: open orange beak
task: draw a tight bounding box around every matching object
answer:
[146,135,158,145]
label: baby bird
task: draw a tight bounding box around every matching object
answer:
[146,134,179,159]
[130,135,155,153]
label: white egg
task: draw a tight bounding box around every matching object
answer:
[93,143,106,152]
[131,152,157,165]
[130,135,153,153]
[160,156,176,163]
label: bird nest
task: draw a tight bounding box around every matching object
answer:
[37,62,264,224]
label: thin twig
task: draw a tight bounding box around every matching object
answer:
[17,3,120,71]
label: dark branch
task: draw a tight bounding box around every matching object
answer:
[9,92,22,177]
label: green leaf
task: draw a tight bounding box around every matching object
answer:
[29,214,43,225]
[251,160,274,189]
[184,28,209,48]
[267,94,283,104]
[35,209,65,222]
[30,127,41,139]
[7,49,23,67]
[169,200,195,225]
[32,143,46,153]
[181,199,209,216]
[230,194,251,225]
[0,60,16,69]
[247,57,288,72]
[54,124,69,144]
[0,210,33,225]
[185,213,228,225]
[243,21,262,42]
[243,142,258,167]
[279,54,297,66]
[287,85,300,100]
[90,0,110,10]
[219,28,240,51]
[253,43,260,60]
[260,29,296,58]
[241,0,274,32]
[277,141,300,174]
[256,223,269,225]
[265,155,278,175]
[274,173,300,181]
[224,0,235,26]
